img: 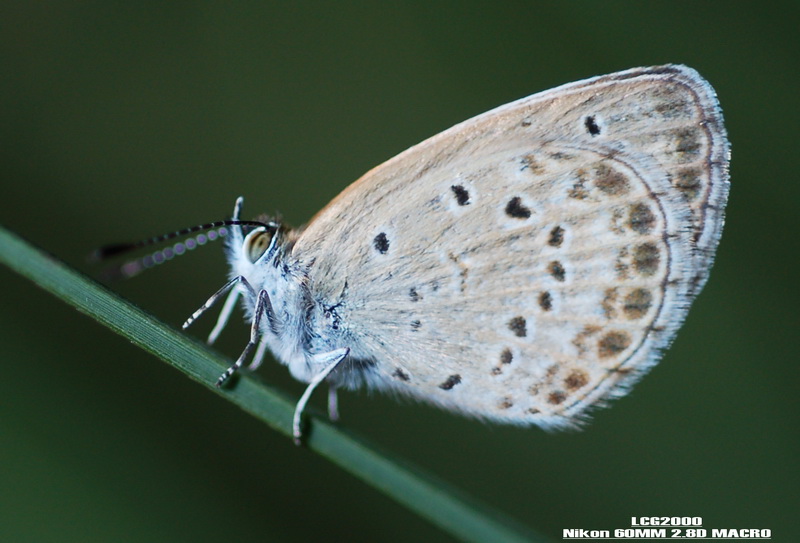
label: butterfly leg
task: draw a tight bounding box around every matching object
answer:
[216,287,276,387]
[247,335,270,371]
[183,276,242,331]
[328,386,340,422]
[206,286,240,345]
[184,275,278,338]
[293,347,350,445]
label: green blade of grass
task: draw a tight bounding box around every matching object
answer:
[0,224,550,543]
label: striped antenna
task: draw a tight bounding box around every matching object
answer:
[91,219,275,279]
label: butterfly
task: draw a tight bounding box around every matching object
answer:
[102,65,729,443]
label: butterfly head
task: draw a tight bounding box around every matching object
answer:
[226,219,286,284]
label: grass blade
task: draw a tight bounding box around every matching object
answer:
[0,224,550,543]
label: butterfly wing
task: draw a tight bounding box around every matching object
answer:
[291,65,729,428]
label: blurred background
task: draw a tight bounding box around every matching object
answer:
[1,3,797,541]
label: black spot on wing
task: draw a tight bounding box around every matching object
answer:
[450,184,470,205]
[439,374,462,390]
[505,197,531,219]
[373,233,389,254]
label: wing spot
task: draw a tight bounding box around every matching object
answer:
[633,242,660,276]
[628,203,656,234]
[585,115,601,136]
[507,316,527,337]
[409,287,421,302]
[601,288,618,319]
[450,184,470,206]
[505,197,531,219]
[373,232,389,254]
[623,288,653,319]
[609,366,633,375]
[564,369,589,391]
[568,170,589,200]
[674,127,702,158]
[500,348,513,364]
[548,390,567,405]
[594,163,630,196]
[615,247,630,279]
[548,260,566,282]
[439,374,462,390]
[499,397,514,410]
[519,154,546,174]
[538,291,553,311]
[410,319,421,331]
[673,167,703,201]
[548,225,565,247]
[598,331,632,358]
[393,368,410,381]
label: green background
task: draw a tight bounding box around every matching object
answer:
[1,3,797,541]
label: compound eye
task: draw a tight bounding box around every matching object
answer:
[244,228,273,263]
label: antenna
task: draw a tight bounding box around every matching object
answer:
[91,219,275,279]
